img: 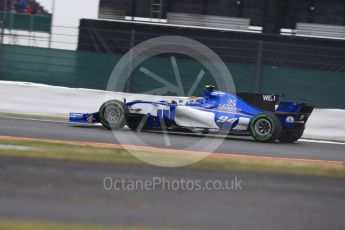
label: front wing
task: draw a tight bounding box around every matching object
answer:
[69,112,99,123]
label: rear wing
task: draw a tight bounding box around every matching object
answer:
[237,92,279,112]
[276,102,314,118]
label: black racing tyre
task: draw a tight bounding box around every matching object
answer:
[98,100,127,130]
[278,129,304,143]
[250,112,282,143]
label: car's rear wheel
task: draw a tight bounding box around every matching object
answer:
[250,112,281,143]
[99,100,127,130]
[279,129,304,143]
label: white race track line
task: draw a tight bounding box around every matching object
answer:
[0,116,69,124]
[298,139,345,146]
[1,116,345,146]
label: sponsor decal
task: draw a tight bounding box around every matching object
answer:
[217,116,238,124]
[211,91,226,96]
[262,94,276,102]
[285,116,295,123]
[218,99,237,112]
[70,113,83,117]
[87,114,94,123]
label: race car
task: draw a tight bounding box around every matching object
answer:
[69,85,313,143]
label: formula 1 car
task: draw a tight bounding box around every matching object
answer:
[69,86,313,143]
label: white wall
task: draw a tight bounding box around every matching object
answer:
[42,0,99,50]
[37,0,100,26]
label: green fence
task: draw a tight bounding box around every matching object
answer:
[0,12,52,33]
[260,66,345,108]
[1,45,345,108]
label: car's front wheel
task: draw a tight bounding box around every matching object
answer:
[250,112,282,143]
[98,100,127,130]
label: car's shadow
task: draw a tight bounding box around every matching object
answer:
[69,124,299,145]
[70,124,105,129]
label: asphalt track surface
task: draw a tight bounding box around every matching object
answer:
[0,117,344,161]
[0,116,345,229]
[0,156,345,230]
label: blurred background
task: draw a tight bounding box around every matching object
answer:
[1,0,345,107]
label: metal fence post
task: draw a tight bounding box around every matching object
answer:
[255,40,263,93]
[48,0,55,48]
[0,0,8,45]
[126,29,136,93]
[0,20,4,46]
[0,0,8,80]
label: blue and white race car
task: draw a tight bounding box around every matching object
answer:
[69,86,313,143]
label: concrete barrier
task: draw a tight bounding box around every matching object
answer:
[303,109,345,142]
[0,81,185,116]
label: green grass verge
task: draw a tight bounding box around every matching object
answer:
[0,138,344,177]
[0,220,162,230]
